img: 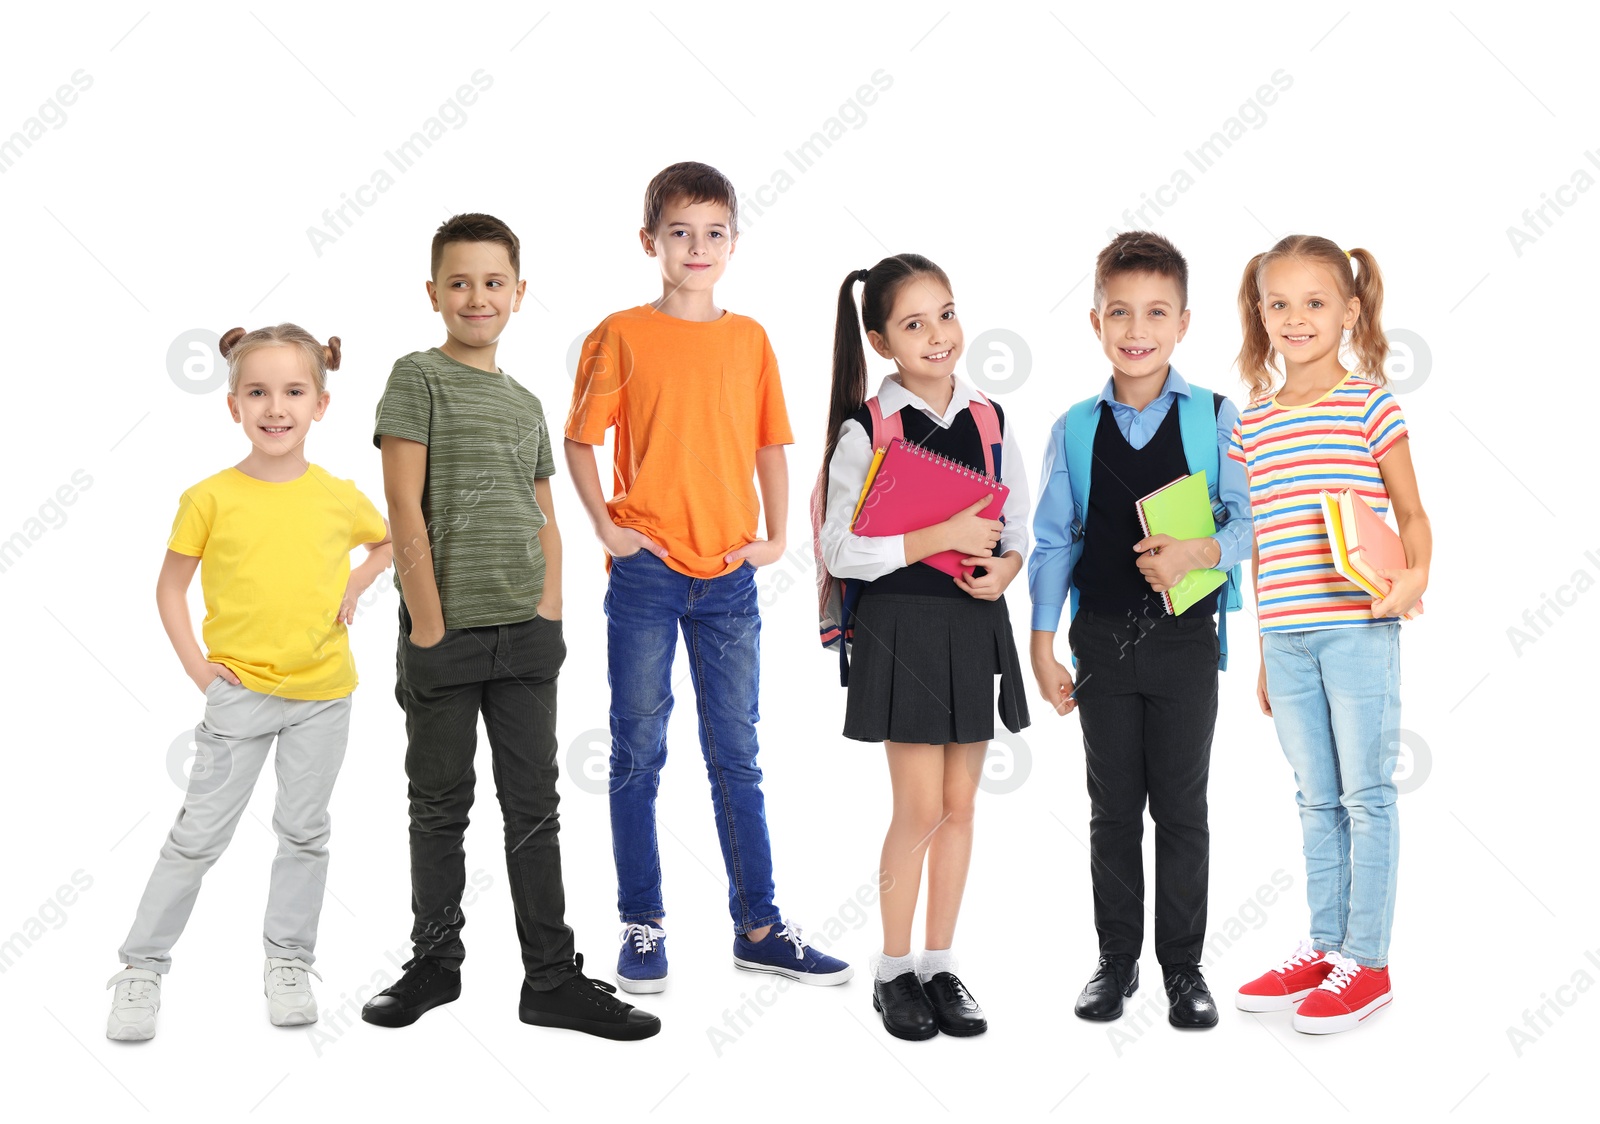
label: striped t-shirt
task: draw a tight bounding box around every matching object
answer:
[1227,373,1408,633]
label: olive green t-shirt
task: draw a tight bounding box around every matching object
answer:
[373,347,555,629]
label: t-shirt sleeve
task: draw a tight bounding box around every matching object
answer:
[346,483,388,549]
[1226,414,1247,464]
[373,357,432,450]
[754,331,794,448]
[531,399,556,479]
[1362,386,1408,461]
[564,325,623,444]
[166,489,210,557]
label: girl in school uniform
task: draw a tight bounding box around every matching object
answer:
[819,254,1031,1040]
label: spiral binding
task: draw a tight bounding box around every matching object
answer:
[898,436,998,483]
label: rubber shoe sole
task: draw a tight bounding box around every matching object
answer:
[518,1002,661,1040]
[1293,991,1392,1034]
[872,993,939,1041]
[615,973,667,995]
[360,977,462,1028]
[106,1016,156,1042]
[1235,986,1316,1013]
[733,957,854,986]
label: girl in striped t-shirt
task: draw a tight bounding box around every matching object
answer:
[1226,236,1431,1036]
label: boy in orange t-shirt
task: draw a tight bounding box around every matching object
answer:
[565,161,852,994]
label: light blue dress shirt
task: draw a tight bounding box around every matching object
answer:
[1028,367,1250,632]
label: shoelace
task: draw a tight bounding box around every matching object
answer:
[621,923,666,955]
[388,957,445,999]
[776,922,809,960]
[1273,939,1321,975]
[1095,953,1136,980]
[888,972,926,1002]
[266,958,322,992]
[1165,968,1208,996]
[565,953,631,1014]
[933,973,973,1003]
[1318,952,1361,993]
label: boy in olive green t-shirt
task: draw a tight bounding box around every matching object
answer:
[363,213,658,1041]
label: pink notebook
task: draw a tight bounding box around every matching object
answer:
[1325,488,1423,618]
[851,438,1009,577]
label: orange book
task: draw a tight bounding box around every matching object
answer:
[1320,489,1422,619]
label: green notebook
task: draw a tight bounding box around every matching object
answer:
[1135,471,1227,615]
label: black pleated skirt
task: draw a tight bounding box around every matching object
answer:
[842,592,1031,745]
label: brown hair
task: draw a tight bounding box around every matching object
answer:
[643,161,739,238]
[430,212,521,280]
[823,254,952,485]
[1094,230,1188,309]
[1235,234,1387,399]
[218,323,341,396]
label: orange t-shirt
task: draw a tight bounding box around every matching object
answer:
[565,306,794,578]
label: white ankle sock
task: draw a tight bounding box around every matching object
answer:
[918,947,957,983]
[874,951,917,982]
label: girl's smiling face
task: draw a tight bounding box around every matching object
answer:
[867,275,963,384]
[227,344,328,458]
[1257,256,1359,372]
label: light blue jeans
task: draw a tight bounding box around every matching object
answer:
[1262,624,1401,968]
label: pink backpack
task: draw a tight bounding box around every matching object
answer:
[809,393,1004,684]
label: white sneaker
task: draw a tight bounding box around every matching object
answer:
[264,957,322,1026]
[106,968,161,1041]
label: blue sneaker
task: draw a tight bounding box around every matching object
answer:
[733,920,853,985]
[615,923,668,993]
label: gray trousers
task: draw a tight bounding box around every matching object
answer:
[119,678,352,973]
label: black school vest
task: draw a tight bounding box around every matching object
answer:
[1073,401,1220,620]
[852,400,1007,600]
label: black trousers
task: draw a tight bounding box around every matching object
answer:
[396,600,577,990]
[1068,608,1218,969]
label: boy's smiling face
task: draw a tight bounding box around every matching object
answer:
[1091,270,1190,387]
[867,274,963,383]
[428,240,525,351]
[227,344,328,460]
[641,197,736,296]
[1256,256,1359,371]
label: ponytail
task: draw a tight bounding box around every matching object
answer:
[1345,247,1388,384]
[1234,252,1274,401]
[823,270,872,485]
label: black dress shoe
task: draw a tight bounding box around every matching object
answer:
[922,972,987,1036]
[519,953,661,1040]
[872,971,939,1040]
[1074,954,1139,1021]
[361,955,461,1027]
[1163,965,1219,1029]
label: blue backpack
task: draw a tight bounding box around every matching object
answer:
[1056,387,1243,669]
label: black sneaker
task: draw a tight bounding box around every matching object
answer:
[361,955,461,1028]
[518,953,661,1040]
[872,970,939,1041]
[922,971,988,1036]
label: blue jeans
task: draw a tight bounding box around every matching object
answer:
[1262,624,1401,968]
[604,550,780,935]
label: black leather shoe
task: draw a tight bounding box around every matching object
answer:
[1074,954,1139,1021]
[361,955,461,1027]
[519,953,661,1040]
[922,972,987,1036]
[1163,965,1219,1029]
[873,971,939,1040]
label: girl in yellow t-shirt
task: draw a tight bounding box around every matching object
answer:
[106,324,392,1041]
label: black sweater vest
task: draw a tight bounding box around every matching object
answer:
[1073,400,1220,620]
[851,400,1006,599]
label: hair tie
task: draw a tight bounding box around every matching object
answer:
[855,268,871,283]
[1344,249,1352,260]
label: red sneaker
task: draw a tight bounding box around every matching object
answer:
[1292,952,1391,1034]
[1235,940,1331,1011]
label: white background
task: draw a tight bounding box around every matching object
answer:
[2,2,1595,1119]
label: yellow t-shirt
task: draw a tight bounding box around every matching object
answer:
[167,465,388,700]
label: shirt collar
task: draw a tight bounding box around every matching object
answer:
[875,372,985,428]
[1095,365,1191,412]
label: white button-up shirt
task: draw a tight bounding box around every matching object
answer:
[821,373,1031,582]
